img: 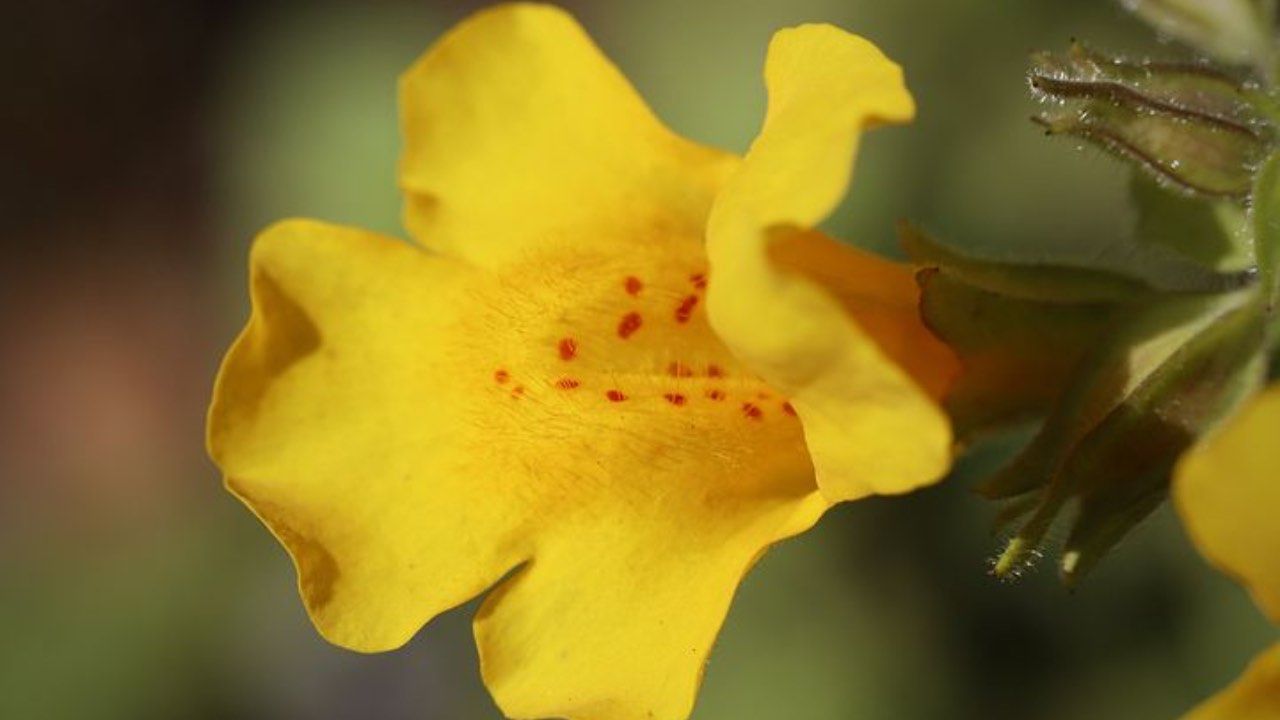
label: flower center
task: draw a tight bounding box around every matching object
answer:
[488,264,796,424]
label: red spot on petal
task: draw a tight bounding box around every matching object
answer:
[742,402,763,420]
[675,295,699,324]
[707,389,726,401]
[512,385,526,397]
[558,337,578,361]
[667,362,694,378]
[618,312,643,339]
[494,369,510,384]
[706,364,725,378]
[663,393,687,406]
[782,401,797,416]
[556,377,581,390]
[690,273,708,290]
[625,276,644,296]
[606,390,628,402]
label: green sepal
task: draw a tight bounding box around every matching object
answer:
[1029,42,1273,199]
[1130,175,1253,270]
[917,268,1119,441]
[1030,42,1272,136]
[1035,96,1266,198]
[976,292,1229,501]
[990,291,1266,581]
[1058,304,1267,584]
[901,221,1254,303]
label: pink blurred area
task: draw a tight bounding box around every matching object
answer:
[1,3,225,540]
[0,209,215,535]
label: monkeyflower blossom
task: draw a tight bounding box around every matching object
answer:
[207,4,956,718]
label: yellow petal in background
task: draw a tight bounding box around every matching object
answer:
[398,3,736,269]
[1175,385,1280,623]
[1183,643,1280,720]
[706,24,954,502]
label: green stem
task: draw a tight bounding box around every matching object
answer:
[1252,152,1280,309]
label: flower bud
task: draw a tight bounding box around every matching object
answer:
[1030,44,1273,198]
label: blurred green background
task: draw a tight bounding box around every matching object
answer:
[1,1,1273,718]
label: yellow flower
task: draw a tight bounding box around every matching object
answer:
[207,4,956,719]
[1176,385,1280,719]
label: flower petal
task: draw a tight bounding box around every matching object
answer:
[398,3,736,269]
[705,25,953,502]
[1183,642,1280,720]
[476,463,826,720]
[767,227,956,400]
[209,218,833,719]
[207,220,529,651]
[1175,384,1280,623]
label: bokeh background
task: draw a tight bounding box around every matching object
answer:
[1,1,1274,718]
